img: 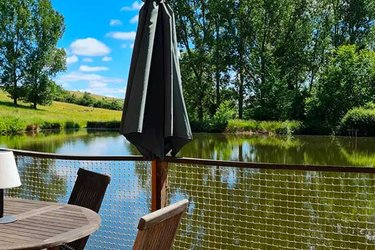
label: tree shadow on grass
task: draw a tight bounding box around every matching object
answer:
[0,100,45,112]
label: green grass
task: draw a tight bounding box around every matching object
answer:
[226,119,302,135]
[0,90,122,134]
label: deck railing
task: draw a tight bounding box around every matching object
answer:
[3,148,375,249]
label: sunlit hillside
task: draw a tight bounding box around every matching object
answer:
[0,90,122,130]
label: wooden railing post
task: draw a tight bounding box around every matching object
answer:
[151,159,168,211]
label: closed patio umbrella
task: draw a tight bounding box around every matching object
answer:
[120,0,192,160]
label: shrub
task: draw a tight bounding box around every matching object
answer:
[65,121,80,129]
[209,101,236,132]
[0,118,25,135]
[40,122,61,130]
[226,119,259,133]
[226,120,302,135]
[338,108,375,136]
[189,120,211,132]
[87,121,121,129]
[26,124,39,131]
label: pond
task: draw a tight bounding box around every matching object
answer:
[1,129,375,166]
[2,130,375,249]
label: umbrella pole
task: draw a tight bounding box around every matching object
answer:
[151,159,169,211]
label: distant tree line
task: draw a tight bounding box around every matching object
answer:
[0,0,66,109]
[171,0,375,133]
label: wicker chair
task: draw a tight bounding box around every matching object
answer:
[133,199,189,250]
[60,168,111,250]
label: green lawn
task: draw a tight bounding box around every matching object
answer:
[0,91,122,133]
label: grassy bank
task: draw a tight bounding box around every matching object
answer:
[226,119,302,135]
[0,91,122,134]
[0,91,303,136]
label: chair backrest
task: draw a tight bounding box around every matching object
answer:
[133,199,189,250]
[66,168,111,250]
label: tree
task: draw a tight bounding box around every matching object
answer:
[22,0,66,109]
[306,45,375,129]
[171,0,227,122]
[0,0,33,105]
[171,0,375,129]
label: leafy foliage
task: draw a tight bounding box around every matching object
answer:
[0,0,66,109]
[53,90,124,111]
[227,120,302,135]
[172,0,375,134]
[339,107,375,136]
[306,45,375,129]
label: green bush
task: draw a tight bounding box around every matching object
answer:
[227,120,302,135]
[338,108,375,136]
[65,121,80,129]
[208,101,235,132]
[0,118,25,135]
[189,120,211,132]
[87,121,121,129]
[25,124,39,131]
[40,121,61,130]
[226,119,259,133]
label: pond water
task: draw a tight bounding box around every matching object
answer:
[1,129,375,166]
[2,130,375,249]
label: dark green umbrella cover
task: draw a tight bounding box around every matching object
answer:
[120,0,192,159]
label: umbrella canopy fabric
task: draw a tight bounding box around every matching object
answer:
[120,0,192,160]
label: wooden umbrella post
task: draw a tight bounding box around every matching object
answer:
[151,159,169,211]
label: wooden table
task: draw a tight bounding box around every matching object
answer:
[0,198,101,250]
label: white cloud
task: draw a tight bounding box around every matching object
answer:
[67,55,78,64]
[89,81,107,88]
[79,65,109,72]
[121,43,134,49]
[110,19,123,26]
[57,72,125,98]
[106,31,136,41]
[121,1,143,11]
[70,38,111,56]
[57,72,123,84]
[102,56,112,62]
[130,15,139,24]
[83,58,93,62]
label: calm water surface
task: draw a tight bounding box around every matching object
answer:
[2,130,375,249]
[1,129,375,166]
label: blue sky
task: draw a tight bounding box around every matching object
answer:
[52,0,143,98]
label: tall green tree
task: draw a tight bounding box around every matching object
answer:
[23,0,66,109]
[171,0,374,129]
[306,45,375,129]
[0,0,33,105]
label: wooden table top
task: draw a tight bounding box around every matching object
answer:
[0,198,101,250]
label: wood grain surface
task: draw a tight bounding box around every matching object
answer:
[0,198,100,250]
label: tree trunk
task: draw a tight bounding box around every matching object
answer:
[12,68,18,106]
[198,97,204,122]
[238,73,244,119]
[215,22,220,110]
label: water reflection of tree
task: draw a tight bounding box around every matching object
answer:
[8,157,66,202]
[177,134,375,166]
[337,137,375,166]
[128,144,152,209]
[129,133,375,247]
[0,129,121,153]
[169,164,375,249]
